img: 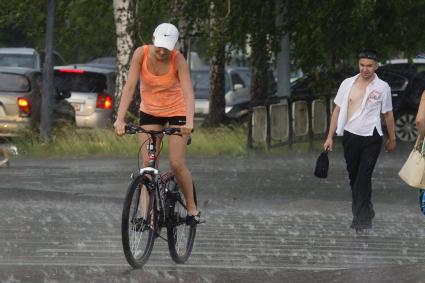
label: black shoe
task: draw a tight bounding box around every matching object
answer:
[186,212,202,226]
[132,217,149,232]
[351,222,372,232]
[355,227,371,234]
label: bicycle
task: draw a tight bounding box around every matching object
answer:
[121,124,198,268]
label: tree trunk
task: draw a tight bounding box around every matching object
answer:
[275,0,291,97]
[203,1,228,126]
[203,45,226,126]
[250,31,270,103]
[113,0,136,114]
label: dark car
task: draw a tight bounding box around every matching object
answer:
[290,68,356,99]
[0,66,75,137]
[378,59,425,141]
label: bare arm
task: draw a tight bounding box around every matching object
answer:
[175,52,195,134]
[384,111,396,152]
[323,105,340,151]
[416,91,425,138]
[114,47,143,135]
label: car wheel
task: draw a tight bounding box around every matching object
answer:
[395,111,418,142]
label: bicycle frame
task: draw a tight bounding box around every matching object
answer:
[135,128,180,231]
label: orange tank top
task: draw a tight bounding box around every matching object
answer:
[139,45,186,117]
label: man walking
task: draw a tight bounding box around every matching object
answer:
[323,50,396,232]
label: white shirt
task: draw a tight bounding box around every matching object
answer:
[334,73,392,136]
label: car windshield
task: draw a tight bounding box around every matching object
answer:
[0,54,36,69]
[0,72,30,92]
[54,70,106,93]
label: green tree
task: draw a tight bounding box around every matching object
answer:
[0,0,46,48]
[285,0,425,74]
[55,0,115,63]
[0,0,115,63]
[243,0,279,102]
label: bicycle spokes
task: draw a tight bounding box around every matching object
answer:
[129,213,152,258]
[122,177,156,268]
[166,185,197,264]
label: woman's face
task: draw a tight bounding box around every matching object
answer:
[153,46,171,61]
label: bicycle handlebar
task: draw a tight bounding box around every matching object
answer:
[124,124,187,136]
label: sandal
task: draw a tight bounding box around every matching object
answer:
[131,217,150,232]
[186,212,202,226]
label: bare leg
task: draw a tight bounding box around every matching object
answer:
[139,186,149,219]
[138,125,163,218]
[0,147,8,167]
[168,133,198,216]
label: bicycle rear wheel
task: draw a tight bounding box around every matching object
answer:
[166,178,197,263]
[121,176,156,268]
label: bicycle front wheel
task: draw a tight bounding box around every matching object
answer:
[121,176,156,268]
[166,179,197,263]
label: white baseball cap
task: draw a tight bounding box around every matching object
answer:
[153,23,179,51]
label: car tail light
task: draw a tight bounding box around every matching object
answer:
[96,93,113,110]
[17,97,31,117]
[57,69,85,74]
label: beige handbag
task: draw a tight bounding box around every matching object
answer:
[399,137,425,188]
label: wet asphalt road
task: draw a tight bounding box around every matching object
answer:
[1,142,425,282]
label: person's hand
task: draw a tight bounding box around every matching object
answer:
[113,120,126,136]
[323,137,333,151]
[180,125,193,136]
[385,138,396,152]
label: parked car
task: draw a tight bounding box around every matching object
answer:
[0,66,75,137]
[290,68,357,99]
[191,67,250,119]
[54,64,115,128]
[0,48,41,69]
[0,47,65,70]
[191,66,277,120]
[379,58,425,141]
[39,50,66,68]
[85,56,116,69]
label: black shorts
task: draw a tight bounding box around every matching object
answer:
[139,111,186,126]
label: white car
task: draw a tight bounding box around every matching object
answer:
[0,47,65,70]
[54,64,115,128]
[191,66,277,119]
[0,48,41,69]
[191,67,251,118]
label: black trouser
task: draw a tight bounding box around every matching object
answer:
[342,129,382,229]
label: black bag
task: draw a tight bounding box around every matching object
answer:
[314,150,329,178]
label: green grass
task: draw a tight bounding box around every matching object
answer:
[12,125,249,158]
[11,125,331,158]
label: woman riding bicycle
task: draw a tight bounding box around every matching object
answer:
[114,23,200,225]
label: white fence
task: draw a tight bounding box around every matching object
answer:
[248,95,334,148]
